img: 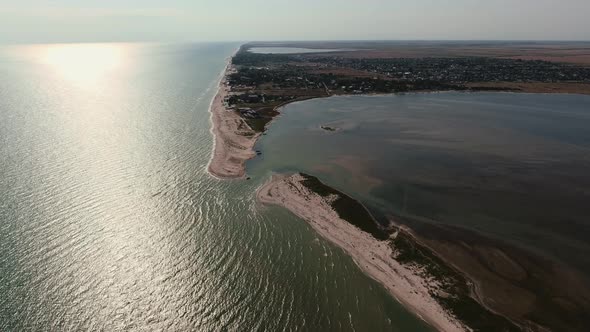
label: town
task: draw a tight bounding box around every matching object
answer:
[225,45,590,132]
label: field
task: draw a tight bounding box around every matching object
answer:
[251,41,590,65]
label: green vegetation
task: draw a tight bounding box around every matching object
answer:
[391,232,521,332]
[228,46,589,132]
[299,173,389,240]
[231,45,590,101]
[299,171,522,331]
[245,116,273,133]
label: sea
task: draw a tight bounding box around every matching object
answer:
[2,42,589,331]
[0,43,432,331]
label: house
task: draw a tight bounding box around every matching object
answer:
[238,108,260,119]
[246,94,261,103]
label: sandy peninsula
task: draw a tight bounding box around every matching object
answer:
[208,62,260,179]
[257,173,468,332]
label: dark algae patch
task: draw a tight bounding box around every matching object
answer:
[409,222,590,332]
[392,231,521,332]
[321,125,337,132]
[298,172,528,331]
[299,173,389,240]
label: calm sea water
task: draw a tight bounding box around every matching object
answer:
[0,43,432,331]
[248,93,590,277]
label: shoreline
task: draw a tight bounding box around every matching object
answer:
[256,173,468,332]
[207,50,589,179]
[212,47,589,330]
[207,51,261,179]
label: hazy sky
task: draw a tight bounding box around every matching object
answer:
[1,0,589,44]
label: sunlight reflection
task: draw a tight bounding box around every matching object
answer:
[39,44,129,88]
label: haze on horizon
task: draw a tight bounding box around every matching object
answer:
[1,0,589,44]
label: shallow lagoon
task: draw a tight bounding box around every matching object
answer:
[248,92,590,276]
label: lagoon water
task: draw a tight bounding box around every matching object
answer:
[248,93,590,277]
[0,43,432,331]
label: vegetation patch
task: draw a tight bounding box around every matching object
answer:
[391,231,521,332]
[299,173,389,240]
[298,172,521,330]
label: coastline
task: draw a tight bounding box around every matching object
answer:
[208,83,588,178]
[207,51,589,179]
[212,46,590,330]
[207,53,261,179]
[257,173,468,332]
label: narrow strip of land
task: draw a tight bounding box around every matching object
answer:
[257,173,468,332]
[258,173,527,331]
[208,62,260,179]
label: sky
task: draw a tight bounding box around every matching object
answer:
[1,0,589,44]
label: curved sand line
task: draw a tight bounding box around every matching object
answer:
[257,173,467,332]
[207,54,260,179]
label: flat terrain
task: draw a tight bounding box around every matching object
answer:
[225,41,590,135]
[251,41,590,65]
[466,81,590,94]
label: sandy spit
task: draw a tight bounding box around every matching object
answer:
[207,59,260,179]
[257,173,468,332]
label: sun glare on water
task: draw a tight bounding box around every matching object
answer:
[39,44,129,88]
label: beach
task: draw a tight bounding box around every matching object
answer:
[208,61,260,179]
[257,173,467,332]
